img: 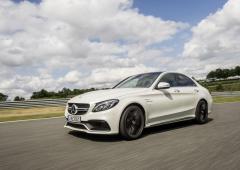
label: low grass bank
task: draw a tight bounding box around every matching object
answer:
[199,79,240,92]
[0,106,65,122]
[213,96,240,103]
[208,82,240,92]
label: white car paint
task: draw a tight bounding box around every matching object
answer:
[64,72,212,135]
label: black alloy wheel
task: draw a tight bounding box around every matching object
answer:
[195,100,208,124]
[119,105,144,140]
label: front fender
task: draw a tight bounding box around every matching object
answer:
[117,97,149,126]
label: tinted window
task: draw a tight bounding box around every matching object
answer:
[159,73,177,87]
[175,74,196,87]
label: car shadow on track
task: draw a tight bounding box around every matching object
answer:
[142,118,213,138]
[68,118,213,142]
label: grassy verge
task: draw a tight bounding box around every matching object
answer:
[199,79,240,91]
[208,83,240,92]
[213,96,240,103]
[0,106,65,122]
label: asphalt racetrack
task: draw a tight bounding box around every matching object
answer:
[0,102,240,170]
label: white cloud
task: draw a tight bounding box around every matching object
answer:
[0,74,57,99]
[59,70,82,84]
[0,0,187,99]
[183,0,240,75]
[41,0,187,44]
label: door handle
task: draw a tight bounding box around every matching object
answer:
[194,89,199,93]
[145,99,152,103]
[174,89,180,93]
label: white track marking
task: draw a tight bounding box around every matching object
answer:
[214,101,240,105]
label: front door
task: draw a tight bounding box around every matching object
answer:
[147,73,183,125]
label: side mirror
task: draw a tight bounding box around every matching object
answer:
[156,82,170,89]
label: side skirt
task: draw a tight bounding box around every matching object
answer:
[145,117,195,128]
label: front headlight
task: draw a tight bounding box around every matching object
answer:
[92,99,119,112]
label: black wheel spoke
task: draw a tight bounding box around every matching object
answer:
[196,101,208,123]
[130,125,135,135]
[126,119,131,128]
[124,107,143,137]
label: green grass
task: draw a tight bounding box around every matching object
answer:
[0,112,64,122]
[213,96,240,103]
[199,79,240,92]
[0,107,65,122]
[200,79,239,86]
[207,83,240,92]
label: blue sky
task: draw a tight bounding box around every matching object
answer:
[133,0,227,24]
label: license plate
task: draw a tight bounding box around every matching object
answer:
[68,115,81,123]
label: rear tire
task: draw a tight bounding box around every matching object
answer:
[119,105,144,140]
[195,100,208,124]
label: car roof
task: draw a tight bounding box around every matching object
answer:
[131,71,192,78]
[134,71,163,76]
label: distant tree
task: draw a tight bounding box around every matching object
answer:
[215,69,223,79]
[0,93,8,101]
[14,96,25,101]
[230,68,236,76]
[235,66,240,76]
[57,88,72,98]
[31,89,50,99]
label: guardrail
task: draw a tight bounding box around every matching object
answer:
[0,98,70,110]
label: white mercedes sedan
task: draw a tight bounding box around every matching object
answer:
[64,72,212,140]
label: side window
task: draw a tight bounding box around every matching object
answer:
[175,74,196,87]
[159,73,177,87]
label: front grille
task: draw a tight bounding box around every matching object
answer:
[68,103,90,115]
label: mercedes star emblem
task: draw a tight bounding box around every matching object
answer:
[71,104,78,115]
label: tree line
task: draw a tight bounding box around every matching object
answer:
[30,88,96,99]
[0,88,96,101]
[207,66,240,79]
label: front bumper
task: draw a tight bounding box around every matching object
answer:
[64,120,113,134]
[64,106,120,135]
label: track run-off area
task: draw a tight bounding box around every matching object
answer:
[0,102,240,170]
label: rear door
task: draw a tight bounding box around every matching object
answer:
[173,73,199,117]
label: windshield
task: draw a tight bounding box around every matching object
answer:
[114,72,161,88]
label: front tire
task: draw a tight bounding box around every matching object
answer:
[119,105,144,140]
[195,100,208,124]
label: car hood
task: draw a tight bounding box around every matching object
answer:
[68,88,148,104]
